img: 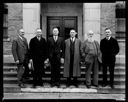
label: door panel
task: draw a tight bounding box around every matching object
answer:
[63,17,77,40]
[47,16,77,40]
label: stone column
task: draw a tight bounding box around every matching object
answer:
[23,3,40,43]
[83,3,101,43]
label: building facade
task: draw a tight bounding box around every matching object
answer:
[3,2,125,56]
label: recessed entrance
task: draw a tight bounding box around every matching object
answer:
[47,16,77,40]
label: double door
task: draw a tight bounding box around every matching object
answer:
[47,16,77,40]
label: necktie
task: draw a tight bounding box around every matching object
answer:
[38,37,41,41]
[71,38,74,42]
[54,36,57,42]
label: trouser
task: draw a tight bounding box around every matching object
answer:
[22,62,29,78]
[67,77,77,85]
[17,63,25,85]
[50,57,60,85]
[102,63,115,86]
[33,59,44,86]
[85,57,99,86]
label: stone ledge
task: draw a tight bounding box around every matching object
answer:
[3,93,125,100]
[21,87,97,93]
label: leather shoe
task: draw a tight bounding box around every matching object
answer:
[110,85,114,89]
[102,83,107,87]
[18,84,25,88]
[86,85,91,88]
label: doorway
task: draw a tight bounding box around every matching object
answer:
[47,16,77,40]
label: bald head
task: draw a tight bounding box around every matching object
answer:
[36,28,42,37]
[19,29,25,37]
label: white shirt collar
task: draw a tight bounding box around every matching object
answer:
[106,36,111,40]
[71,37,75,42]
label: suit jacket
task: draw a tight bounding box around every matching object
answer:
[29,36,47,61]
[47,36,64,61]
[100,37,119,64]
[12,36,29,63]
[81,40,102,64]
[64,38,82,77]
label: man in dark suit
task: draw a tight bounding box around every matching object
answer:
[47,27,64,87]
[64,29,82,87]
[12,29,29,88]
[100,28,119,89]
[29,28,47,88]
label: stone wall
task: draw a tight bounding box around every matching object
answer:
[3,3,23,55]
[100,3,116,39]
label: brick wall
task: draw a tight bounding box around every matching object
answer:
[3,3,23,55]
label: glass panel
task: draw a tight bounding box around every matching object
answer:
[116,18,125,32]
[48,19,61,37]
[63,18,77,39]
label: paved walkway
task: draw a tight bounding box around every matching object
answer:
[3,93,125,100]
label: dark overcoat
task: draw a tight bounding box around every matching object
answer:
[64,38,81,77]
[100,37,119,64]
[29,36,47,62]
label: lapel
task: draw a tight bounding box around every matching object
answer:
[67,38,77,48]
[94,40,100,54]
[74,38,77,48]
[67,39,70,47]
[17,36,26,48]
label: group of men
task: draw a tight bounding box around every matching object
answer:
[12,27,119,89]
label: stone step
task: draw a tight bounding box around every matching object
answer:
[3,55,125,62]
[3,62,125,67]
[3,93,125,100]
[3,84,125,94]
[3,77,125,85]
[3,71,126,78]
[3,65,125,71]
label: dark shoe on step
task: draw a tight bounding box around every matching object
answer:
[18,84,25,88]
[86,85,91,88]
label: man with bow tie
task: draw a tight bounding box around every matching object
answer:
[47,27,64,87]
[29,28,47,88]
[100,28,119,89]
[12,29,29,88]
[63,29,82,87]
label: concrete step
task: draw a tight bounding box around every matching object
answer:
[4,83,125,93]
[3,65,125,72]
[3,93,125,100]
[3,77,125,85]
[3,71,126,78]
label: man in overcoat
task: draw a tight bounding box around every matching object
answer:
[81,30,102,88]
[29,28,47,87]
[100,28,119,89]
[12,28,29,88]
[47,27,64,87]
[64,29,82,87]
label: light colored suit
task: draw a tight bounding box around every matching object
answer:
[82,39,102,86]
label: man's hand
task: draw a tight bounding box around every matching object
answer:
[29,59,32,63]
[60,58,64,64]
[15,60,19,64]
[44,58,49,64]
